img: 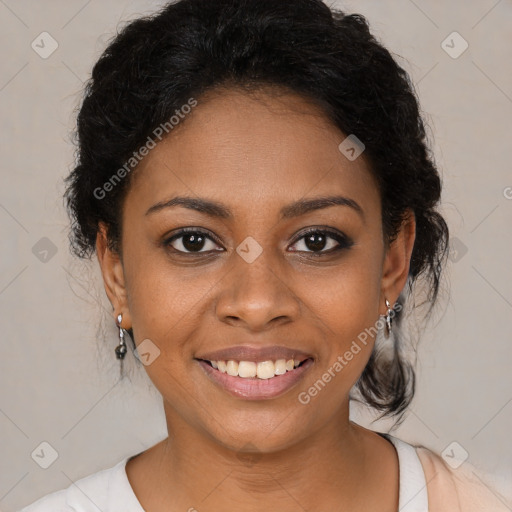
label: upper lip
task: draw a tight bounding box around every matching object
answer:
[196,345,314,363]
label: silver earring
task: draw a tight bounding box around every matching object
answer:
[384,299,393,337]
[115,314,127,360]
[115,314,128,379]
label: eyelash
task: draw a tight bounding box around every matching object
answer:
[163,227,354,257]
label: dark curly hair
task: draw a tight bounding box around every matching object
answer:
[64,0,449,423]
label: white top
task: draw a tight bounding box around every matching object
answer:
[19,433,428,512]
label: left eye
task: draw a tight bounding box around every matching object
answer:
[289,229,351,254]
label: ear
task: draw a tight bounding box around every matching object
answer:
[379,209,416,315]
[96,222,132,329]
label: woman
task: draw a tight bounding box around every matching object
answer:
[20,0,509,510]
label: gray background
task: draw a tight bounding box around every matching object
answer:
[1,0,511,510]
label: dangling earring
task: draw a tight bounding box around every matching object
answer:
[115,313,127,378]
[384,298,393,337]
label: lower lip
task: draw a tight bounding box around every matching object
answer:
[196,358,314,400]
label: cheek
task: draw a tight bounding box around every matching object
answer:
[313,248,382,332]
[303,247,383,381]
[121,244,205,361]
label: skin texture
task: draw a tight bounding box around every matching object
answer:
[96,86,416,511]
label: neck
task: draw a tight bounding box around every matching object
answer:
[137,399,375,511]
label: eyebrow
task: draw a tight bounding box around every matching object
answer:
[145,194,364,221]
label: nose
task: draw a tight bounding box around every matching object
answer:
[215,249,301,331]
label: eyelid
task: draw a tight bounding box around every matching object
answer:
[291,226,352,245]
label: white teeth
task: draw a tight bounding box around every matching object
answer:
[238,361,257,378]
[207,358,308,379]
[274,359,287,375]
[256,360,275,379]
[226,360,239,376]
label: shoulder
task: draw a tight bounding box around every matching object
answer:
[18,458,129,512]
[413,443,511,512]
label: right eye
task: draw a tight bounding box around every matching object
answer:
[164,228,224,254]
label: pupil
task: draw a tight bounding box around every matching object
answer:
[305,232,326,252]
[183,233,205,252]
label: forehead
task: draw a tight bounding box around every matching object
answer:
[126,86,380,219]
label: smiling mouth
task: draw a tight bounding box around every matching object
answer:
[195,356,315,400]
[196,357,313,380]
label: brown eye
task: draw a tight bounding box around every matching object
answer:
[164,229,223,254]
[289,228,353,255]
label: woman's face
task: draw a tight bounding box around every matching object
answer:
[97,87,415,453]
